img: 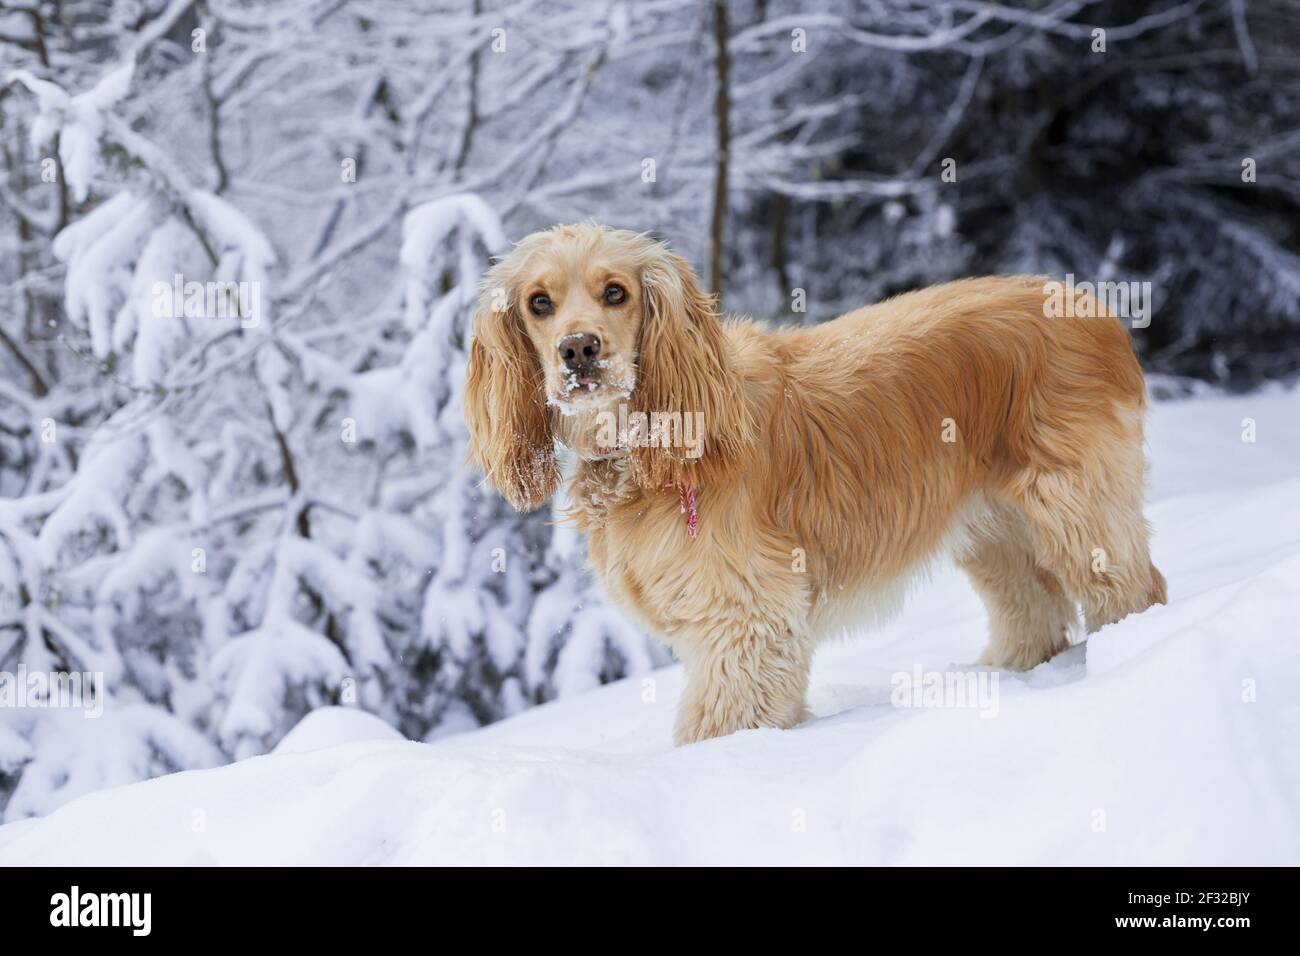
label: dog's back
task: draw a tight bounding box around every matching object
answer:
[738,275,1162,649]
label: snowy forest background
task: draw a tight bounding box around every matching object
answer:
[0,0,1296,820]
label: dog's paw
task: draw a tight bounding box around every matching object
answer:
[973,648,1035,672]
[974,638,1076,673]
[672,701,807,746]
[672,708,719,746]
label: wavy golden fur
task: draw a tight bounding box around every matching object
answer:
[465,223,1167,744]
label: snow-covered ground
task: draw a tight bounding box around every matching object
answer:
[2,388,1297,865]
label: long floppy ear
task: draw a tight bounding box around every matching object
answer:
[630,243,751,488]
[463,269,560,511]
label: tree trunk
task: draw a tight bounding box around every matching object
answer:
[709,0,730,300]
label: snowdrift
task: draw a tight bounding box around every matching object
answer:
[2,389,1298,865]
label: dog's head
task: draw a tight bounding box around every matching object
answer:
[464,223,748,510]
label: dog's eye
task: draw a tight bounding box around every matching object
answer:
[528,293,553,317]
[603,284,627,306]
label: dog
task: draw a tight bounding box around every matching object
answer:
[464,223,1167,745]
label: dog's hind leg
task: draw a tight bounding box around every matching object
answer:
[955,500,1077,671]
[1001,423,1166,635]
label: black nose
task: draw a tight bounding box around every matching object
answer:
[559,333,601,370]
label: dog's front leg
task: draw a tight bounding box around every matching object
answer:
[672,628,813,745]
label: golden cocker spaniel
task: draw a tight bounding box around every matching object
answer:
[464,223,1166,744]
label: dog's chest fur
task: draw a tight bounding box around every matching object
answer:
[568,456,641,527]
[565,456,713,641]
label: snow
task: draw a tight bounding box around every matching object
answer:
[272,707,404,755]
[1,389,1297,865]
[401,194,508,333]
[0,705,224,824]
[210,618,350,760]
[401,194,509,274]
[187,189,278,284]
[53,192,159,358]
[7,62,136,202]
